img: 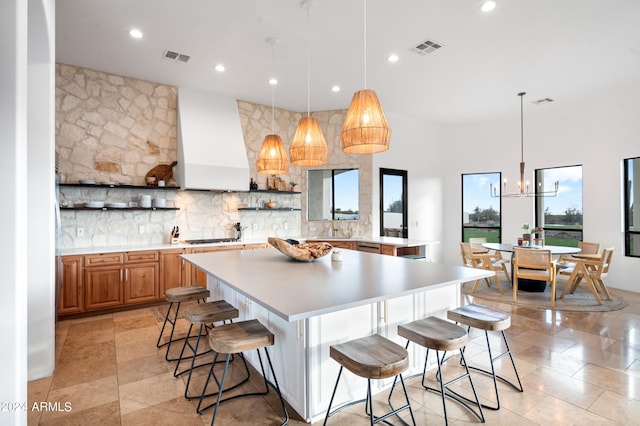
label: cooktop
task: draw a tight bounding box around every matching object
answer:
[184,238,239,244]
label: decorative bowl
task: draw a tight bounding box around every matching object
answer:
[268,237,332,262]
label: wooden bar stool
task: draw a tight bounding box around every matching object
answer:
[173,300,240,400]
[395,316,484,425]
[197,319,289,426]
[447,304,523,410]
[156,285,210,361]
[323,334,415,426]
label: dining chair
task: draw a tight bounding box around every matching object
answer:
[460,242,506,294]
[469,237,511,280]
[557,241,600,271]
[559,247,614,305]
[512,248,556,307]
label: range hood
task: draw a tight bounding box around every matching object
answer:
[177,88,249,191]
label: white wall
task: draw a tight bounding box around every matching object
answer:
[1,0,29,424]
[27,0,55,381]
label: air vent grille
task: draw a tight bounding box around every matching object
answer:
[163,50,191,63]
[410,39,444,55]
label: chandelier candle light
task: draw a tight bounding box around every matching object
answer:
[341,0,391,154]
[289,0,328,166]
[490,92,559,198]
[256,38,289,175]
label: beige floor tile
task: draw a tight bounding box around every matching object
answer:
[118,371,186,415]
[573,362,640,401]
[525,394,616,425]
[589,389,640,424]
[121,397,203,426]
[40,375,118,422]
[117,352,175,386]
[38,401,120,426]
[522,366,604,409]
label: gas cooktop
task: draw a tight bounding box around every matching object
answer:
[184,238,239,244]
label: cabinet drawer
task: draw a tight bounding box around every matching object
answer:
[125,250,159,263]
[84,252,124,267]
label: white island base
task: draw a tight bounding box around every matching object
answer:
[183,248,492,423]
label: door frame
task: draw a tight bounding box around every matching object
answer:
[379,168,408,238]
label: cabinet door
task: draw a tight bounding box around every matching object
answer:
[125,262,159,304]
[58,255,84,315]
[380,244,397,256]
[159,249,186,298]
[84,265,123,310]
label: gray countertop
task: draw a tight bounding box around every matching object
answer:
[182,248,489,322]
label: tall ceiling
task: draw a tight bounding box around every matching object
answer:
[56,0,640,123]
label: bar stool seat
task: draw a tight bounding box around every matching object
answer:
[324,334,415,425]
[197,319,289,426]
[394,316,484,425]
[447,303,523,410]
[173,300,240,400]
[156,285,210,361]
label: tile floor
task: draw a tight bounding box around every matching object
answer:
[28,287,640,425]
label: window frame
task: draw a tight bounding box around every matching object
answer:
[624,157,639,258]
[534,164,583,247]
[461,172,502,243]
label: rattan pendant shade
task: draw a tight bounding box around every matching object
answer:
[256,134,289,174]
[341,89,391,154]
[289,116,328,166]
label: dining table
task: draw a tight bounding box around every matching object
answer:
[482,242,581,292]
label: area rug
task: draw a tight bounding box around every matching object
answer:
[461,279,628,312]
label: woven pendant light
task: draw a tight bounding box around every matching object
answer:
[341,89,390,153]
[289,0,328,166]
[256,38,289,175]
[289,116,328,166]
[341,0,391,154]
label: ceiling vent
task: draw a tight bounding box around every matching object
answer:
[410,39,443,55]
[532,97,554,105]
[163,50,191,63]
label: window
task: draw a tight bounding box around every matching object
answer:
[624,157,639,257]
[307,169,359,221]
[534,165,583,247]
[380,168,408,238]
[462,173,501,242]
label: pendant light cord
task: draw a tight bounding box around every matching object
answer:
[363,0,367,89]
[306,7,311,118]
[271,42,276,133]
[519,92,524,163]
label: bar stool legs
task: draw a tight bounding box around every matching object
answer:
[447,303,523,410]
[395,316,484,425]
[196,319,289,426]
[172,300,240,400]
[156,285,210,362]
[323,334,415,426]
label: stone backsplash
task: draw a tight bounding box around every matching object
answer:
[56,64,371,249]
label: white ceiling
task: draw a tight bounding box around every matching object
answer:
[55,0,640,123]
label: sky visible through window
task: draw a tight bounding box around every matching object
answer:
[464,166,582,216]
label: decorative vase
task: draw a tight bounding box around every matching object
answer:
[522,233,532,242]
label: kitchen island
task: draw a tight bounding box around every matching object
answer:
[182,247,491,422]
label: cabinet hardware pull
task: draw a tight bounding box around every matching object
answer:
[296,320,303,340]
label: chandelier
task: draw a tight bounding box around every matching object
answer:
[490,92,559,198]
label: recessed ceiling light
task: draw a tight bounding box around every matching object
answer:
[388,54,399,63]
[129,28,143,39]
[269,78,278,85]
[331,86,340,93]
[214,64,225,72]
[481,1,496,12]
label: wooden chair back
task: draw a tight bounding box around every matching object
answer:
[468,237,489,253]
[513,248,557,306]
[513,248,553,272]
[598,247,614,275]
[579,241,600,255]
[460,242,479,267]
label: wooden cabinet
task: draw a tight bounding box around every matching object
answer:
[159,249,187,297]
[84,264,124,311]
[315,240,357,250]
[380,244,397,256]
[58,255,84,315]
[124,250,159,304]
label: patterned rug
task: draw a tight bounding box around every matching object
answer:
[461,278,628,312]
